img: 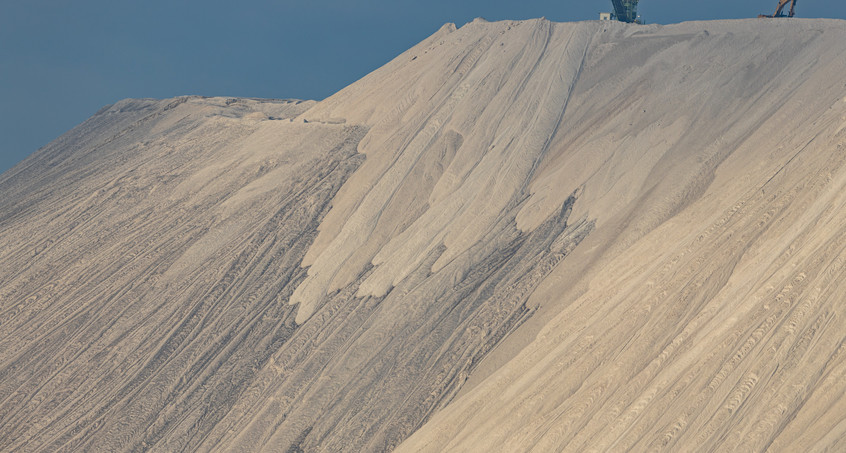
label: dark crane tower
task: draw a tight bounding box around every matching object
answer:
[611,0,639,23]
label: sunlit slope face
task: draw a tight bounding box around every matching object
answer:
[0,21,599,451]
[394,19,846,453]
[2,16,846,453]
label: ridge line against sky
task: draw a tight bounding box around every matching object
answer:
[2,0,845,175]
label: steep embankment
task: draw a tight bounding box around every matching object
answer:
[396,18,846,453]
[1,17,846,453]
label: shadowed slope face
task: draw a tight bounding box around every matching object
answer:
[2,17,846,453]
[0,97,370,451]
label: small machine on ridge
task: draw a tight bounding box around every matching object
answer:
[759,0,798,18]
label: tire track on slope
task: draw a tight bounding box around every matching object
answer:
[525,26,595,193]
[0,112,366,452]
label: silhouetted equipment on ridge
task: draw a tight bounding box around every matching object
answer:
[601,0,798,22]
[610,0,640,23]
[759,0,798,18]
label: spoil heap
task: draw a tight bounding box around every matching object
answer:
[1,17,846,452]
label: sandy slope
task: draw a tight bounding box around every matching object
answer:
[1,16,846,453]
[395,19,846,452]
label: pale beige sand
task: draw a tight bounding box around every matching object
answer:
[395,19,846,453]
[1,16,845,453]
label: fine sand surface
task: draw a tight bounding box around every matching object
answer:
[2,17,846,452]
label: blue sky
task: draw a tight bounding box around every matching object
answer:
[2,0,845,174]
